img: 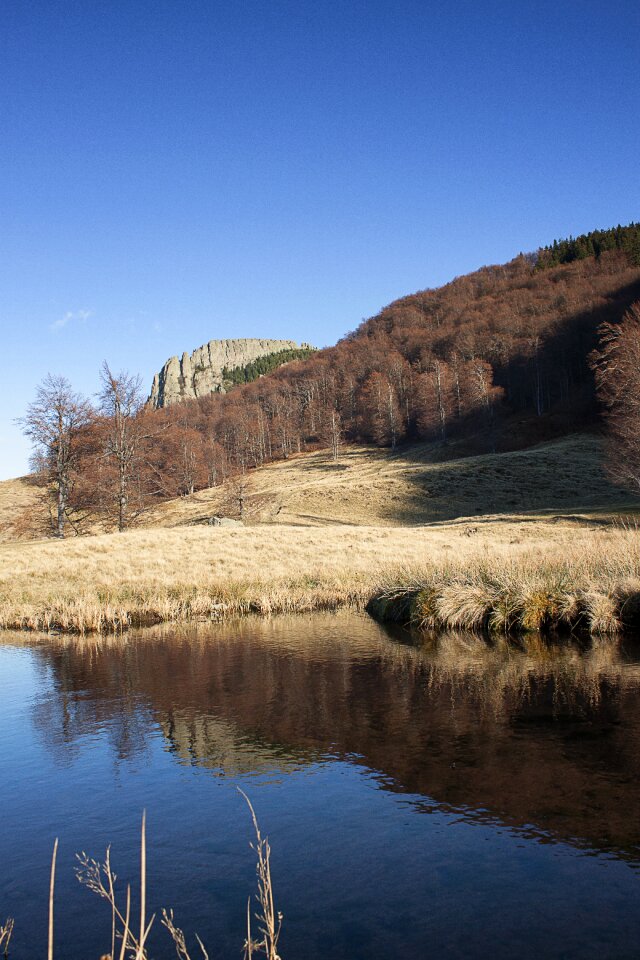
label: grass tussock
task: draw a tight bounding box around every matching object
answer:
[1,521,639,636]
[369,530,640,637]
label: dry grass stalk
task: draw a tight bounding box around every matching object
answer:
[137,810,151,960]
[0,918,14,958]
[239,790,282,960]
[120,885,132,960]
[76,813,153,959]
[106,845,116,960]
[161,909,209,960]
[76,847,137,958]
[48,838,58,960]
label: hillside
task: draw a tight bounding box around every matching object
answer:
[9,224,640,537]
[140,226,640,504]
[3,433,636,542]
[145,433,634,529]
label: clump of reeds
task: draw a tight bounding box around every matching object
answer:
[239,790,282,960]
[0,917,14,957]
[368,537,640,636]
[434,583,496,630]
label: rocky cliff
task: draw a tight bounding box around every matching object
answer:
[148,338,305,408]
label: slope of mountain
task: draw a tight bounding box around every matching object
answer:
[145,434,635,529]
[3,434,635,541]
[149,226,640,474]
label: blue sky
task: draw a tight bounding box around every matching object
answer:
[2,0,639,479]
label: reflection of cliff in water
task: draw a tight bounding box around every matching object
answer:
[21,613,640,862]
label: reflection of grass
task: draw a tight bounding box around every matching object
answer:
[1,522,639,634]
[408,629,638,716]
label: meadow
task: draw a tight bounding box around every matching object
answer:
[1,434,639,636]
[1,517,638,635]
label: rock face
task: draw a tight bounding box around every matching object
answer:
[148,338,304,408]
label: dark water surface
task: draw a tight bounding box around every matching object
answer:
[2,612,640,959]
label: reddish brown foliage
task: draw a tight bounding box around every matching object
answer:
[140,249,639,489]
[20,247,640,527]
[591,301,640,490]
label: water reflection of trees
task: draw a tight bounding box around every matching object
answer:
[29,638,154,764]
[14,614,640,862]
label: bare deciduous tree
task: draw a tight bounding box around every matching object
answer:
[98,362,149,531]
[18,374,94,537]
[591,302,640,490]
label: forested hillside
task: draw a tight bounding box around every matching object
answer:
[221,346,317,386]
[19,224,640,533]
[536,223,640,269]
[160,231,640,474]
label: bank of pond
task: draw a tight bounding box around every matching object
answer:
[3,575,640,637]
[366,579,640,637]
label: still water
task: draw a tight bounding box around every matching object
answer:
[2,612,640,959]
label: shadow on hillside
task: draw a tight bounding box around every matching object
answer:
[296,459,351,472]
[286,513,359,526]
[295,449,384,472]
[373,437,635,524]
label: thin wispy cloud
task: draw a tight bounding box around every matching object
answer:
[50,309,93,331]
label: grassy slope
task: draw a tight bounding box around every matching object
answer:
[1,433,638,543]
[0,477,49,542]
[147,433,637,529]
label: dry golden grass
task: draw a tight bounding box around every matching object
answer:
[0,476,50,541]
[370,530,640,636]
[1,433,639,635]
[1,513,639,634]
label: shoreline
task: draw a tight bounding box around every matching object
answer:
[2,578,639,637]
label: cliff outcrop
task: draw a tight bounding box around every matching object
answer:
[148,338,305,408]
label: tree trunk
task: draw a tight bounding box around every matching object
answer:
[57,480,66,538]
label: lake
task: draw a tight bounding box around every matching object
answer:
[2,611,640,959]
